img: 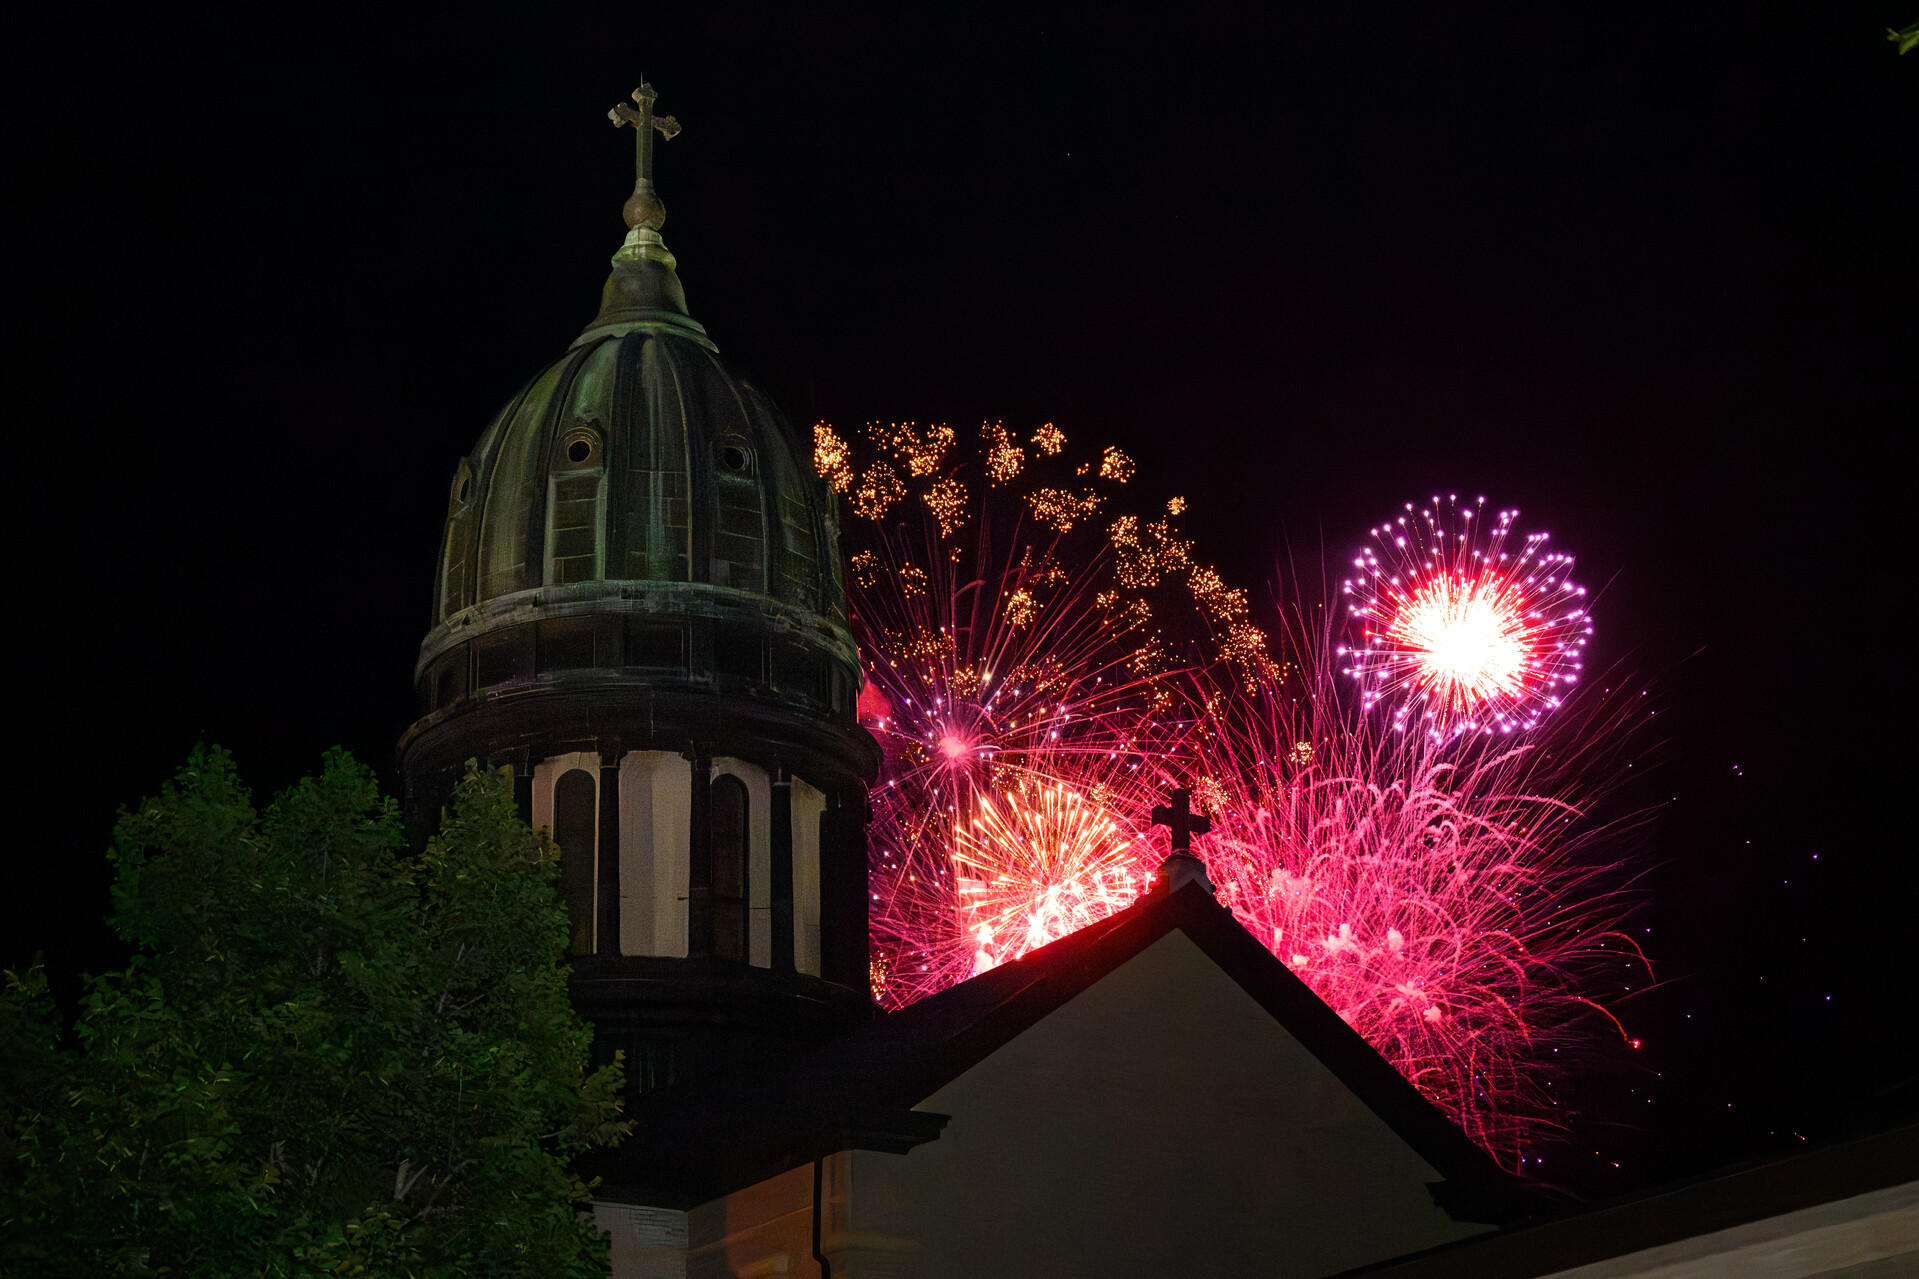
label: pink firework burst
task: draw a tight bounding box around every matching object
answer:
[852,512,1167,1005]
[1341,495,1591,738]
[1191,610,1648,1169]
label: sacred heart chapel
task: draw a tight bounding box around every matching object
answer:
[396,81,1919,1279]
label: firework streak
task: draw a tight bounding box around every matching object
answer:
[816,420,1249,1000]
[818,428,1643,1169]
[1191,614,1648,1168]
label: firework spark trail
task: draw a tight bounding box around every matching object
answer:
[953,777,1155,975]
[829,430,1645,1166]
[819,420,1233,1004]
[1342,495,1591,738]
[1190,607,1649,1169]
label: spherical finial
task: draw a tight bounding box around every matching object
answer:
[623,179,665,232]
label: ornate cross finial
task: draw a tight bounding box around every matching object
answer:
[608,79,682,231]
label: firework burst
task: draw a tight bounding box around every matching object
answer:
[1341,495,1591,738]
[827,432,1644,1167]
[816,420,1253,1004]
[1191,616,1648,1168]
[953,776,1155,976]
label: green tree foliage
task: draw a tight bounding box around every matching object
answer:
[1,962,71,1255]
[1,748,628,1277]
[1894,22,1919,55]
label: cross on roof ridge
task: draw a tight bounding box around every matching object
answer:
[1150,787,1216,895]
[1150,787,1212,855]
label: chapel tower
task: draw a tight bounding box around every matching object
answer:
[398,82,879,1088]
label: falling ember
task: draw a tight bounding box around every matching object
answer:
[1343,495,1591,737]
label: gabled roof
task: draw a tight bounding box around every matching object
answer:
[604,879,1536,1219]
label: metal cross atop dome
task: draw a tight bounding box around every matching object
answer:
[609,80,682,231]
[1150,788,1212,856]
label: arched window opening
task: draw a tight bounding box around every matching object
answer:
[553,769,597,955]
[710,774,749,962]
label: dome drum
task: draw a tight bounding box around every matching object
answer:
[399,659,877,817]
[410,579,863,730]
[399,651,880,1074]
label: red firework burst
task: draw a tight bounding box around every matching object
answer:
[815,419,1247,1005]
[1342,496,1591,737]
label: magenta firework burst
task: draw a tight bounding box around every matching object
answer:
[1341,496,1591,737]
[1191,616,1648,1168]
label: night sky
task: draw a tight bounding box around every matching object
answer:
[15,3,1915,1196]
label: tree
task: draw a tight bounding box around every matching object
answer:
[1,961,71,1268]
[1,748,628,1277]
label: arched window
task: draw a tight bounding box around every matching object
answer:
[710,774,749,962]
[553,769,597,955]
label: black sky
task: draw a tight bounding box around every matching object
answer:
[14,2,1915,1195]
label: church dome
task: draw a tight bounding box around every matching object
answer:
[433,319,842,627]
[406,141,859,735]
[402,82,875,808]
[417,304,852,705]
